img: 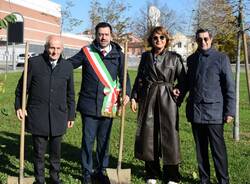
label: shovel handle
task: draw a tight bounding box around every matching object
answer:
[19,42,29,183]
[117,41,128,170]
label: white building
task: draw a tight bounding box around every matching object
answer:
[169,32,197,60]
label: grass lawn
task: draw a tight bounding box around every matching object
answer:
[0,69,249,184]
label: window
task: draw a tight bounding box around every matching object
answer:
[177,42,182,48]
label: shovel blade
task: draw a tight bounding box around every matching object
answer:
[7,176,35,184]
[106,168,131,184]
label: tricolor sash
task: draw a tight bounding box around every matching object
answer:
[83,45,121,118]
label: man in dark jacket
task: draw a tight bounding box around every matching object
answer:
[185,29,235,184]
[15,35,75,184]
[68,22,131,184]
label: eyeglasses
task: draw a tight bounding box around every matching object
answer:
[197,37,210,42]
[153,35,165,41]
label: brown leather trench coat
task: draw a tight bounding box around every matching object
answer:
[131,50,186,165]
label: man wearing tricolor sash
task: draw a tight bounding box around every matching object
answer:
[68,22,131,184]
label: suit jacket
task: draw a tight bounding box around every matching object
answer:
[186,48,235,124]
[68,40,131,117]
[15,52,75,136]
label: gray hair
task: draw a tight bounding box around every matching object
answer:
[44,35,63,50]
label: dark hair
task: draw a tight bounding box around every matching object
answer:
[147,26,171,48]
[195,28,213,39]
[95,22,112,34]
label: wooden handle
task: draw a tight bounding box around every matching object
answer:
[19,42,29,183]
[117,41,128,170]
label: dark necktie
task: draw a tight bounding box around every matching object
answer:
[101,50,106,57]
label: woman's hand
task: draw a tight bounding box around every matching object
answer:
[130,98,137,112]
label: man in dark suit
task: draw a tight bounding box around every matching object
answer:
[15,35,75,184]
[68,22,131,184]
[185,29,235,184]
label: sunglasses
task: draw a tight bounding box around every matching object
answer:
[153,35,165,41]
[197,37,210,42]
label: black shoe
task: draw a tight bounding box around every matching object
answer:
[95,171,110,184]
[33,182,45,184]
[51,181,62,184]
[49,178,62,184]
[82,175,92,184]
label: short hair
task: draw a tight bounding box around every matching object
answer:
[147,26,171,48]
[195,28,213,39]
[44,35,63,50]
[95,22,112,34]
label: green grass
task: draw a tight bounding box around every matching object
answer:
[0,70,250,184]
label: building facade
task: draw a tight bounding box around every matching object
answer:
[169,32,196,60]
[0,0,91,59]
[127,34,144,57]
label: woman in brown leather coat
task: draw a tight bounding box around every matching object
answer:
[131,26,186,184]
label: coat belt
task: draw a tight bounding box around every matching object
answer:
[148,80,173,88]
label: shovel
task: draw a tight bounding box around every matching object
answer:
[106,41,131,184]
[8,42,35,184]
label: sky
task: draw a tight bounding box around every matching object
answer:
[52,0,197,34]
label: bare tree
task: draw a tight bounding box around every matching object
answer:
[61,0,83,33]
[88,0,132,42]
[131,8,149,39]
[228,0,250,31]
[193,0,238,60]
[89,0,101,37]
[194,0,237,34]
[132,3,183,42]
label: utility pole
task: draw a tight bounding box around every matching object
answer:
[5,40,9,74]
[234,19,241,141]
[234,0,250,141]
[239,0,250,103]
[234,0,242,141]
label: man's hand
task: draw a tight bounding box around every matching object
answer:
[67,121,74,128]
[130,98,137,113]
[16,109,27,121]
[172,88,180,97]
[224,116,234,123]
[123,95,130,106]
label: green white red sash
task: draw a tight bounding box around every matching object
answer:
[83,45,121,117]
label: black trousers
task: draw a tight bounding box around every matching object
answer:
[191,123,229,184]
[80,114,113,179]
[32,135,62,184]
[145,161,180,182]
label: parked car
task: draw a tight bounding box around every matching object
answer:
[16,52,37,66]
